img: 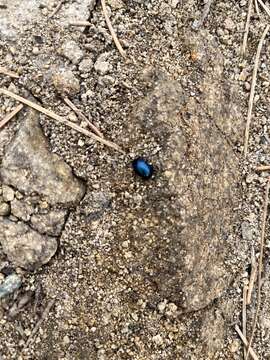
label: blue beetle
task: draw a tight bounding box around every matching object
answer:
[132,158,153,179]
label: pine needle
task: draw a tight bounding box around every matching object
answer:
[245,178,270,359]
[243,25,269,157]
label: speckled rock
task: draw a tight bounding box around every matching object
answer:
[0,109,85,205]
[0,202,10,216]
[61,40,84,65]
[30,209,67,236]
[10,198,34,222]
[120,34,242,312]
[0,218,58,270]
[52,68,80,96]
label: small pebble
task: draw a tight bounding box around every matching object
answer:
[2,185,14,202]
[0,273,22,299]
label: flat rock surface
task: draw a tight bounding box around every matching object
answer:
[120,71,240,311]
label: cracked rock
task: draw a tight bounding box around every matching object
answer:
[10,198,34,222]
[0,108,85,270]
[30,209,67,236]
[0,109,85,205]
[0,218,58,270]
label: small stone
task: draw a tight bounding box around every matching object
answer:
[152,334,163,346]
[2,185,14,202]
[239,68,249,82]
[15,191,24,200]
[94,54,112,75]
[0,273,21,299]
[61,40,84,65]
[53,68,80,96]
[0,202,10,216]
[63,335,70,345]
[78,139,85,147]
[11,198,34,222]
[171,0,179,7]
[224,18,234,31]
[79,58,94,73]
[32,47,39,55]
[241,221,254,241]
[230,339,240,353]
[157,300,167,313]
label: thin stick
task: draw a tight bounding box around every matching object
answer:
[63,97,103,138]
[0,104,23,129]
[256,165,270,171]
[246,178,270,360]
[23,299,55,349]
[70,21,91,27]
[0,88,125,154]
[0,66,19,78]
[254,0,260,15]
[247,248,258,305]
[235,325,259,360]
[243,285,248,359]
[257,0,270,17]
[49,0,64,18]
[101,0,126,58]
[242,0,253,56]
[243,25,269,157]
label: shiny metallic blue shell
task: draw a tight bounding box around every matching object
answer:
[132,158,153,179]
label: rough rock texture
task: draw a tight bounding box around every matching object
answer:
[0,219,57,270]
[0,0,96,39]
[52,69,80,97]
[30,209,67,236]
[0,109,85,205]
[0,109,85,270]
[121,63,241,311]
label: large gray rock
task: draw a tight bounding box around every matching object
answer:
[0,219,57,270]
[0,109,85,205]
[0,108,85,270]
[120,33,242,312]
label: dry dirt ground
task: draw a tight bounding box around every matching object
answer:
[1,0,270,359]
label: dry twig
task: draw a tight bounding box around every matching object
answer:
[23,299,56,349]
[63,97,103,138]
[246,178,270,360]
[0,104,23,129]
[243,25,269,157]
[235,325,259,360]
[0,66,19,78]
[101,0,126,58]
[242,0,253,56]
[0,88,125,153]
[49,0,64,18]
[256,164,270,171]
[257,0,270,16]
[247,248,258,305]
[254,0,260,15]
[243,285,248,359]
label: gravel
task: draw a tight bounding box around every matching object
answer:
[0,0,270,359]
